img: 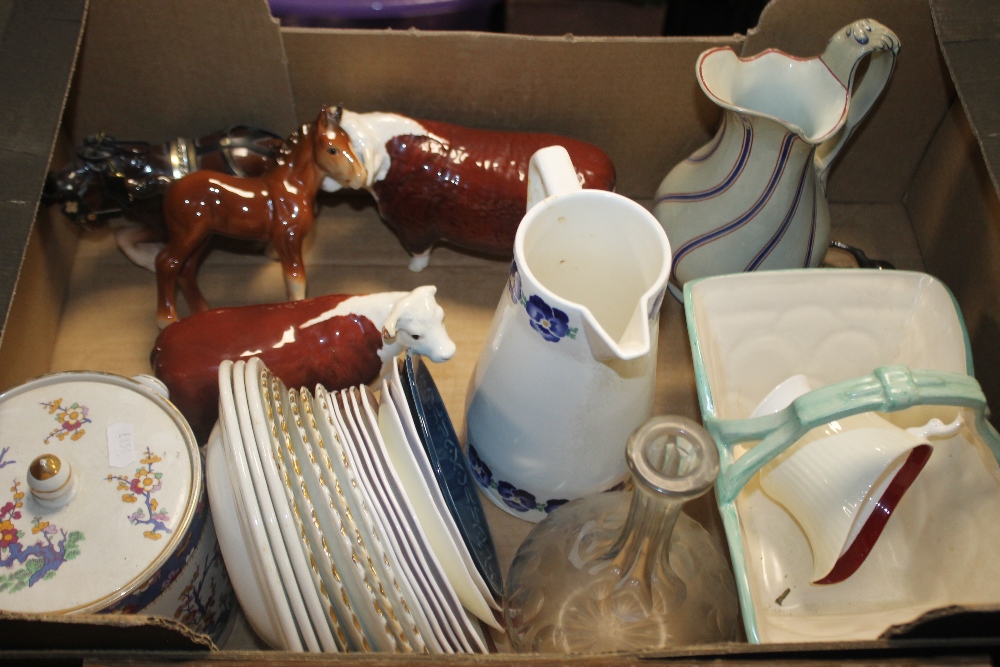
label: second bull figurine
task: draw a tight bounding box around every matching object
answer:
[150,285,455,443]
[323,108,616,270]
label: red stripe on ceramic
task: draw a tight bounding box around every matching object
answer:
[814,443,932,585]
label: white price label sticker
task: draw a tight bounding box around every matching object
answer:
[107,421,135,468]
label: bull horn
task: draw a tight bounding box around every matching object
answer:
[382,299,402,342]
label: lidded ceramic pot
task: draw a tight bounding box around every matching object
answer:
[0,371,234,644]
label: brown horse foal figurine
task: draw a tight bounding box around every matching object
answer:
[155,105,366,328]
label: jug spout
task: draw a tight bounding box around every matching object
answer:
[579,291,663,362]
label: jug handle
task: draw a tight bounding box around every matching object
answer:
[814,19,901,184]
[526,145,583,211]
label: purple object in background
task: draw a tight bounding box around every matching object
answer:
[269,0,502,30]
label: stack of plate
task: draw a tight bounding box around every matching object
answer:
[204,352,503,652]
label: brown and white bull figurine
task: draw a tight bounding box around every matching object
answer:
[321,109,617,270]
[150,285,454,443]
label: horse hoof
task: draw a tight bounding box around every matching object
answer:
[408,249,431,272]
[156,312,177,330]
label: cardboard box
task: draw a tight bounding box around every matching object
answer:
[3,0,1000,659]
[504,0,667,36]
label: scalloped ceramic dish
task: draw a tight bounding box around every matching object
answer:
[261,365,400,653]
[245,360,344,652]
[236,358,319,652]
[360,384,499,634]
[385,364,500,615]
[206,418,279,649]
[312,384,456,653]
[295,386,430,654]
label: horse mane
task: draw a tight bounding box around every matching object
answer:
[275,123,313,166]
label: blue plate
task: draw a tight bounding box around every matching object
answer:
[401,352,503,600]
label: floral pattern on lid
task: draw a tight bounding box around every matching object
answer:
[0,478,84,594]
[106,447,173,541]
[0,372,199,615]
[41,399,91,444]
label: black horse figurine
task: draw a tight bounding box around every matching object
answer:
[44,127,283,270]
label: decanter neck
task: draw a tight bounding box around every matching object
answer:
[605,484,685,587]
[603,416,721,592]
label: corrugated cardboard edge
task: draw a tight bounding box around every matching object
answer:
[881,605,1000,640]
[929,0,1000,198]
[0,0,87,357]
[0,610,215,651]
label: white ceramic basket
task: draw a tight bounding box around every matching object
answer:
[684,269,1000,644]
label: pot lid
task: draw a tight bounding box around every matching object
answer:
[0,371,200,614]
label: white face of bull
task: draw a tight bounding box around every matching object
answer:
[381,285,456,362]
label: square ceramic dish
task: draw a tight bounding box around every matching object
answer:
[684,269,1000,644]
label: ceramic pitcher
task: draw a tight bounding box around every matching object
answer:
[654,19,900,296]
[464,146,672,523]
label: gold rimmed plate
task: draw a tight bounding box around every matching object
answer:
[313,384,460,653]
[237,358,324,652]
[344,387,489,652]
[262,366,402,653]
[295,386,435,654]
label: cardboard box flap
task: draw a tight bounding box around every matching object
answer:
[67,0,298,145]
[0,611,214,651]
[0,0,85,347]
[930,0,1000,199]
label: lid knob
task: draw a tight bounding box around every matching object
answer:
[27,454,77,508]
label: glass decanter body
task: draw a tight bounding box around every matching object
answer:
[504,416,740,652]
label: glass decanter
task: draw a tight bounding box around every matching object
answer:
[504,416,740,652]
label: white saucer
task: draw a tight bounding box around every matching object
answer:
[345,387,489,652]
[235,358,320,652]
[218,360,302,651]
[295,386,433,654]
[384,365,500,614]
[313,384,457,653]
[243,358,342,652]
[265,371,400,653]
[205,418,280,649]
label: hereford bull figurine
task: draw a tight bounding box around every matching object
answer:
[320,109,617,270]
[150,285,454,443]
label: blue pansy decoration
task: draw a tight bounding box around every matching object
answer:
[543,498,569,514]
[526,295,572,343]
[467,443,569,515]
[497,482,536,513]
[508,261,523,305]
[508,262,578,343]
[467,444,493,488]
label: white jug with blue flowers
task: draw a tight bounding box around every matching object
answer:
[464,146,672,523]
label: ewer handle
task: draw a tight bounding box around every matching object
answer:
[814,19,901,182]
